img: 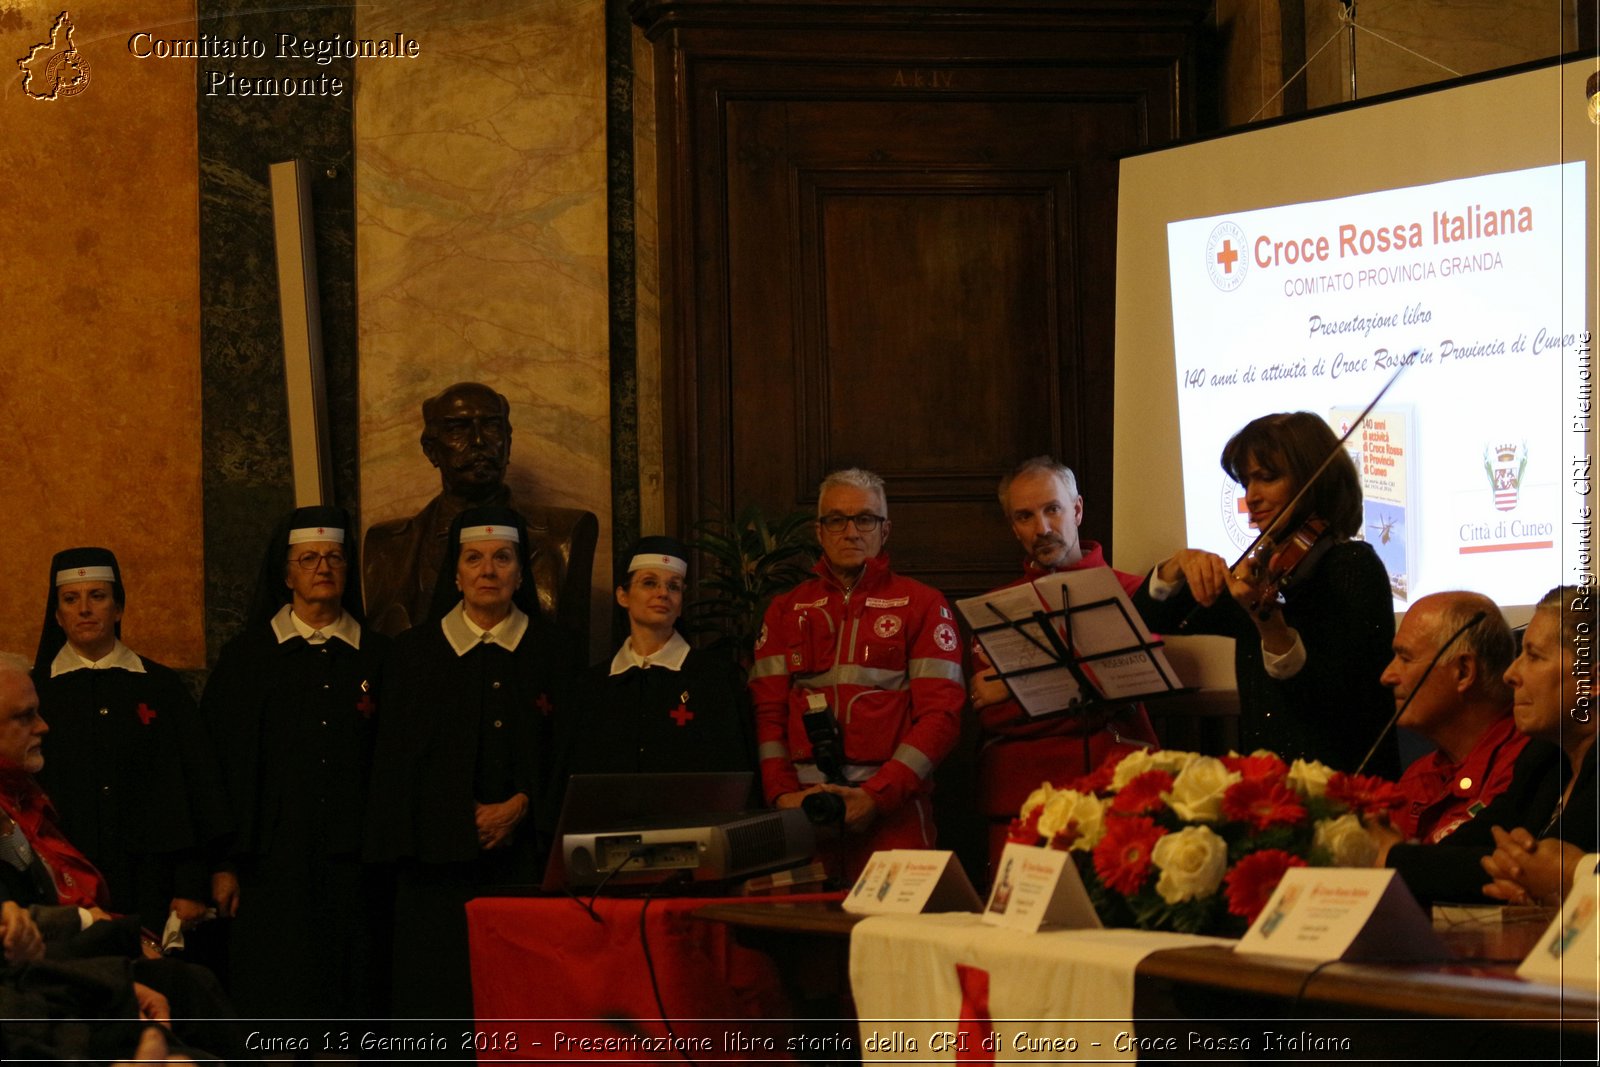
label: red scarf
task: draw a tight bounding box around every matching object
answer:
[0,760,109,909]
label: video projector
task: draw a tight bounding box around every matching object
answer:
[561,808,814,886]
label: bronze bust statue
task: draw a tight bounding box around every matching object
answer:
[362,381,598,644]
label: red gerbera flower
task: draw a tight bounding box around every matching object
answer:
[1224,849,1307,922]
[1110,769,1175,815]
[1220,777,1306,832]
[1221,753,1289,784]
[1325,772,1405,818]
[1092,815,1166,895]
[1062,755,1118,795]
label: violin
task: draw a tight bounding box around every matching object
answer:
[1232,515,1329,620]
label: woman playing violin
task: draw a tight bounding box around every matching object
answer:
[1134,411,1399,777]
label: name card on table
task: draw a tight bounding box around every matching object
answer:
[1518,853,1600,990]
[842,850,983,915]
[981,841,1102,932]
[1236,868,1445,962]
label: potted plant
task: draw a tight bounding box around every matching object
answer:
[688,503,817,666]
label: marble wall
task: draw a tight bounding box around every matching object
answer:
[0,1,205,667]
[354,0,613,656]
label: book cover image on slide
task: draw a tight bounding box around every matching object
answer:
[1332,406,1414,602]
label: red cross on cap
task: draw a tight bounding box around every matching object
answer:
[317,526,326,534]
[660,555,670,563]
[484,527,493,533]
[77,569,86,576]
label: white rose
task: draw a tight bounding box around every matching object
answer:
[1287,759,1335,799]
[1110,750,1157,791]
[1148,749,1200,776]
[1151,825,1229,904]
[1033,789,1106,850]
[1164,757,1241,823]
[1035,791,1074,841]
[1019,782,1055,819]
[1313,813,1378,867]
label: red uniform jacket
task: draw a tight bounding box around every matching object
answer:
[749,553,965,815]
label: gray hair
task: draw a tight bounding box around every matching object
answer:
[1426,592,1514,704]
[818,468,887,515]
[998,456,1078,513]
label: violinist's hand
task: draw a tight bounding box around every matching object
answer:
[1156,549,1232,607]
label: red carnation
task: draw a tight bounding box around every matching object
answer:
[1110,769,1174,815]
[1224,849,1307,923]
[1220,777,1306,832]
[1092,815,1166,895]
[1325,772,1405,818]
[1221,753,1289,784]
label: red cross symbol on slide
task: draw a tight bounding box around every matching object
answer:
[136,703,157,726]
[1215,239,1240,274]
[670,703,694,727]
[356,693,376,718]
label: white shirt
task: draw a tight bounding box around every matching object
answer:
[49,639,146,678]
[271,603,362,649]
[608,630,691,676]
[442,602,529,657]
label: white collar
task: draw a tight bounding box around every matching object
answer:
[609,630,691,676]
[271,604,361,649]
[49,639,146,678]
[442,602,529,657]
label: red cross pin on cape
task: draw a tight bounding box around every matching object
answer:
[136,703,157,725]
[670,691,693,726]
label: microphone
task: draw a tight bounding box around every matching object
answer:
[1355,610,1488,776]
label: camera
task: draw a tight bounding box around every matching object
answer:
[800,692,847,826]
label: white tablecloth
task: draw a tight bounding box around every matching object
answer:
[849,913,1232,1062]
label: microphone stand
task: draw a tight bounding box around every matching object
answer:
[1355,610,1487,776]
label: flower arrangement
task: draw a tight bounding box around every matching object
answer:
[1006,749,1404,937]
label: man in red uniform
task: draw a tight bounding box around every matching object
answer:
[1381,591,1526,844]
[971,457,1158,877]
[749,468,965,878]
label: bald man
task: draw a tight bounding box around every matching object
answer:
[1380,591,1527,844]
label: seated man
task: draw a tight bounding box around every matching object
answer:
[0,652,239,1060]
[749,468,964,879]
[1380,591,1526,844]
[1377,586,1597,905]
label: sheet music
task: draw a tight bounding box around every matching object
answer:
[957,566,1182,718]
[957,583,1087,713]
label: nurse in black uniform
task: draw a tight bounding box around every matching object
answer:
[31,547,229,937]
[202,505,388,1021]
[557,535,754,781]
[365,505,572,1020]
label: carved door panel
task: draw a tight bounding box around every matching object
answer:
[717,85,1160,598]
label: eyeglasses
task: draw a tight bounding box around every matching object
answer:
[632,575,686,595]
[290,551,348,571]
[818,513,886,533]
